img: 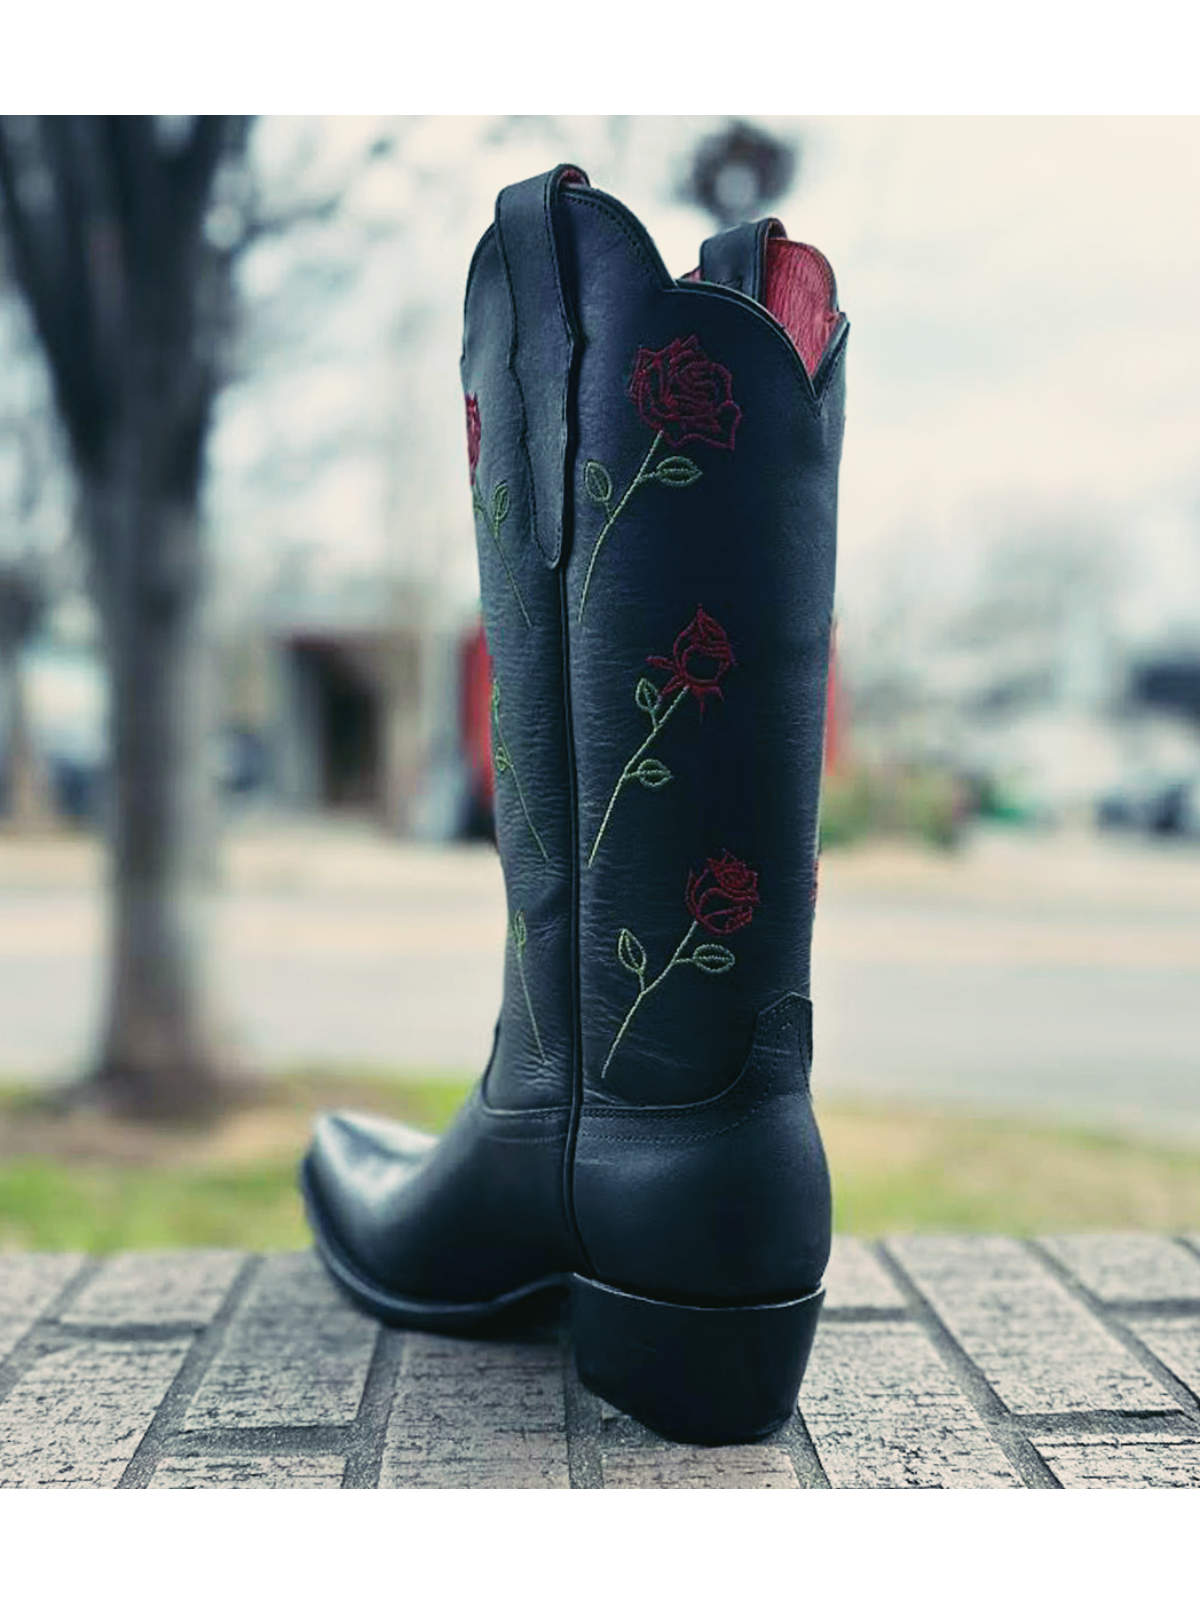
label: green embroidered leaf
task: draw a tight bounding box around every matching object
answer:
[617,927,647,977]
[585,460,613,504]
[494,745,511,774]
[491,681,501,710]
[634,677,660,719]
[632,758,672,790]
[492,482,510,525]
[689,944,736,975]
[511,910,527,951]
[655,456,702,489]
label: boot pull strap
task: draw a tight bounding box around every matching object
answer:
[494,164,588,569]
[698,217,786,303]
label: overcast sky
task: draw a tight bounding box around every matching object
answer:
[213,116,1200,644]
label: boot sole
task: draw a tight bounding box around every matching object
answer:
[301,1153,824,1445]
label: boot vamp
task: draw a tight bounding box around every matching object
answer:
[311,1110,436,1207]
[306,1090,579,1308]
[307,1110,434,1280]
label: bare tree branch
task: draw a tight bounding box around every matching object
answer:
[167,114,235,238]
[228,127,398,262]
[232,190,343,257]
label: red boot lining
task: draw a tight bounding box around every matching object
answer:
[683,239,842,379]
[763,238,842,380]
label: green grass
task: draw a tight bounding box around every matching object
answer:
[822,1100,1200,1235]
[2,1074,1199,1252]
[0,1072,471,1254]
[0,1161,310,1254]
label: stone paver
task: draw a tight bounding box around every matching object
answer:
[888,1236,1179,1415]
[1038,1235,1200,1303]
[822,1238,906,1311]
[380,1333,569,1489]
[0,1255,86,1360]
[61,1250,245,1327]
[181,1254,377,1431]
[3,1239,1200,1488]
[1123,1316,1200,1399]
[601,1445,799,1488]
[1032,1434,1200,1488]
[150,1454,346,1488]
[0,1339,190,1488]
[802,1322,1022,1488]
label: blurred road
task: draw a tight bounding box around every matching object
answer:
[1,822,1198,1145]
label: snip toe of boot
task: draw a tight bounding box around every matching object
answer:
[304,1111,436,1286]
[311,1110,436,1190]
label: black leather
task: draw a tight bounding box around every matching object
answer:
[573,996,831,1303]
[698,216,785,302]
[302,167,846,1319]
[493,166,583,567]
[307,1090,573,1310]
[460,166,581,1112]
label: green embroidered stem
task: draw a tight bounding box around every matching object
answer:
[492,687,549,864]
[601,920,698,1078]
[510,910,547,1064]
[577,432,664,624]
[586,687,686,868]
[474,483,532,629]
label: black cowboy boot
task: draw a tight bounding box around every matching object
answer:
[301,165,848,1445]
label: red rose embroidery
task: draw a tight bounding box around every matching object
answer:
[627,336,742,451]
[578,337,735,624]
[586,609,736,867]
[686,851,760,936]
[465,392,482,486]
[602,849,756,1076]
[648,606,736,714]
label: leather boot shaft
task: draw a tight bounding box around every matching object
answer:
[463,169,846,1113]
[460,169,584,1112]
[556,182,846,1109]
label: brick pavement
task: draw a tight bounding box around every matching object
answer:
[3,1236,1200,1488]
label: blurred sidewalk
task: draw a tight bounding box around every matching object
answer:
[2,820,1199,1145]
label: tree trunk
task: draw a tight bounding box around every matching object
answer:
[0,115,253,1120]
[82,441,239,1121]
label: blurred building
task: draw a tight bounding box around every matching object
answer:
[840,549,1200,831]
[259,566,488,839]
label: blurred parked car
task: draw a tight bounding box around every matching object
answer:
[3,639,279,826]
[1096,771,1200,838]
